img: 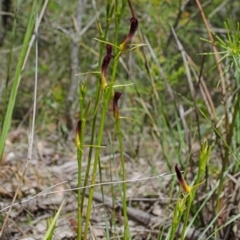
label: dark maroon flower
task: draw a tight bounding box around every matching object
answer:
[175,164,191,193]
[128,17,138,39]
[106,44,112,56]
[113,92,122,119]
[120,17,138,51]
[100,44,113,89]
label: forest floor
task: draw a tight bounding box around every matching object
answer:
[1,127,180,240]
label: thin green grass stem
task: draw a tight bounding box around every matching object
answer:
[83,87,112,240]
[81,87,100,213]
[109,134,121,239]
[98,159,111,239]
[42,201,65,240]
[180,195,192,240]
[77,118,86,240]
[2,6,18,124]
[116,118,129,239]
[169,196,185,240]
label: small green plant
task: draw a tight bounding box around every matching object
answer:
[169,140,211,240]
[45,217,56,240]
[42,201,65,240]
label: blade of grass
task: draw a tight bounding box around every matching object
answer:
[42,200,65,240]
[115,116,130,238]
[2,0,18,126]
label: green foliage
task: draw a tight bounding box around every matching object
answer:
[0,0,43,161]
[42,201,65,240]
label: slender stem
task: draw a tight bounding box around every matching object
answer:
[83,50,121,240]
[77,118,86,240]
[169,196,185,240]
[180,195,192,240]
[80,87,100,213]
[98,158,111,238]
[116,118,129,239]
[76,150,82,240]
[83,87,112,240]
[3,4,18,123]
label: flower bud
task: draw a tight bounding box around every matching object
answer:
[113,92,122,119]
[75,120,82,148]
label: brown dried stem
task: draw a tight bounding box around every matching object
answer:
[195,0,228,132]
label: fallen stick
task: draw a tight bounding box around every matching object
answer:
[85,191,220,240]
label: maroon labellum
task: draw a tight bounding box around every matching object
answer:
[75,120,82,147]
[120,17,138,51]
[128,17,138,41]
[175,164,191,193]
[106,44,113,56]
[113,92,122,119]
[100,44,113,89]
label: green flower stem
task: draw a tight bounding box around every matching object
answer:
[98,157,111,239]
[83,86,112,240]
[80,87,100,213]
[77,118,86,240]
[169,197,185,240]
[180,194,192,240]
[116,117,129,239]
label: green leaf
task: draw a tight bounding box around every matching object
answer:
[42,200,65,240]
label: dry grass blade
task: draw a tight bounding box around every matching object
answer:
[195,0,227,129]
